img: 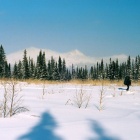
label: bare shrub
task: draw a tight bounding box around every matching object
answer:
[0,79,28,118]
[12,107,29,116]
[109,84,116,97]
[73,86,91,108]
[96,81,106,111]
[42,80,47,99]
[65,99,73,105]
[0,80,9,118]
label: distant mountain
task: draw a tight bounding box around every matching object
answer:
[7,47,128,67]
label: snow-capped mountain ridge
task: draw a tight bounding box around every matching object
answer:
[7,47,128,67]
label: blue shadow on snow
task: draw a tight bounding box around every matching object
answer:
[89,120,121,140]
[17,111,63,140]
[118,88,126,91]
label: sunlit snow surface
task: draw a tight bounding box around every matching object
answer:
[0,82,140,140]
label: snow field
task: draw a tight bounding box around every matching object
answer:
[0,82,140,140]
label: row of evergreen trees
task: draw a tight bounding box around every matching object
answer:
[89,56,140,81]
[0,45,140,81]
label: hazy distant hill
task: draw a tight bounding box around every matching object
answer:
[7,47,128,67]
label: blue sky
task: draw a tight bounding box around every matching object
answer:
[0,0,140,57]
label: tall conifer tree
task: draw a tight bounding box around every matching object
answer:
[22,50,30,79]
[0,45,6,78]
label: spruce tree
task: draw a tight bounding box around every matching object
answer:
[131,60,135,80]
[126,56,131,77]
[134,56,139,81]
[17,60,23,79]
[115,59,119,80]
[0,45,6,78]
[47,60,51,80]
[40,52,47,80]
[13,63,18,79]
[62,59,66,80]
[36,50,43,79]
[83,65,88,80]
[105,63,109,79]
[96,62,99,79]
[123,62,127,79]
[90,66,94,79]
[108,58,116,80]
[4,61,11,78]
[71,64,76,79]
[53,62,60,80]
[65,69,71,81]
[100,59,104,79]
[58,56,62,80]
[47,57,55,80]
[138,55,140,81]
[112,61,116,80]
[29,59,35,79]
[22,50,30,79]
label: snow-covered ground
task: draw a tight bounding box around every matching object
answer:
[0,82,140,140]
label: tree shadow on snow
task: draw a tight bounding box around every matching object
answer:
[89,120,121,140]
[17,111,63,140]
